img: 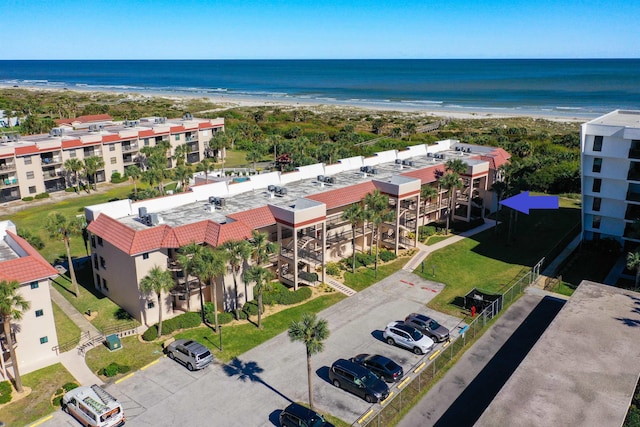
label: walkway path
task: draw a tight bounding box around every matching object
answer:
[49,285,104,386]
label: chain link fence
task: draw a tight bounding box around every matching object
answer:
[355,258,544,427]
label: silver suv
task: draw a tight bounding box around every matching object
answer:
[383,321,434,355]
[404,313,450,342]
[166,339,213,371]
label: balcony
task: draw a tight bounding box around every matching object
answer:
[1,177,18,187]
[185,135,198,143]
[626,204,640,221]
[122,143,139,152]
[41,156,62,165]
[0,161,16,172]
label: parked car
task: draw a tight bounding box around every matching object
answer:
[165,339,213,371]
[62,384,125,427]
[329,359,390,403]
[279,402,335,427]
[404,313,450,342]
[383,321,434,355]
[350,354,404,383]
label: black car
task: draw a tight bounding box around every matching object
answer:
[329,359,390,403]
[350,354,404,383]
[279,403,334,427]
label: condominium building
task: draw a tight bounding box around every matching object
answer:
[0,114,224,202]
[581,110,640,249]
[85,139,509,327]
[0,221,59,381]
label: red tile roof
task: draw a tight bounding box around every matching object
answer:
[307,181,376,210]
[227,206,276,230]
[55,114,113,125]
[401,164,445,185]
[15,145,39,155]
[102,134,122,143]
[477,147,511,170]
[87,214,137,254]
[214,222,253,246]
[139,129,155,137]
[0,232,58,284]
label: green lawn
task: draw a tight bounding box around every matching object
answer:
[417,201,581,316]
[425,235,453,246]
[342,255,409,292]
[85,336,165,381]
[52,301,81,347]
[0,363,76,427]
[174,292,344,363]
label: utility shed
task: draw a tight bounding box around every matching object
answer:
[475,281,640,427]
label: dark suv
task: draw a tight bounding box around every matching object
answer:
[279,403,334,427]
[404,313,450,342]
[329,359,389,403]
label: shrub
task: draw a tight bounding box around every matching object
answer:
[355,252,375,267]
[114,308,133,321]
[62,382,79,392]
[215,311,235,324]
[419,225,437,240]
[22,196,34,202]
[325,262,341,276]
[110,172,128,183]
[65,187,77,192]
[34,192,50,199]
[142,325,158,341]
[242,300,259,316]
[379,250,397,262]
[99,362,130,377]
[52,395,63,407]
[262,283,312,305]
[0,381,11,404]
[299,271,319,283]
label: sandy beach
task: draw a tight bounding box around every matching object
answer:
[0,84,590,123]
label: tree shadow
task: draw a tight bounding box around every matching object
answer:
[222,358,293,403]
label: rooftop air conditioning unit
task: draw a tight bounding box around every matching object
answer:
[138,207,148,218]
[395,159,403,164]
[149,213,160,226]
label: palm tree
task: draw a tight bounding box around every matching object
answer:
[197,158,216,184]
[139,266,175,337]
[45,212,84,297]
[439,173,463,235]
[173,164,193,191]
[250,230,278,266]
[364,190,394,274]
[0,280,30,393]
[192,247,227,331]
[223,239,253,319]
[83,156,105,191]
[64,158,84,192]
[342,203,363,273]
[445,158,467,176]
[244,265,275,329]
[288,313,330,411]
[177,243,203,312]
[125,165,142,198]
[627,251,640,291]
[209,131,231,174]
[174,143,190,166]
[490,181,508,235]
[420,185,439,226]
[402,122,417,140]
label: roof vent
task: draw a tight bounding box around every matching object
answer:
[50,128,63,137]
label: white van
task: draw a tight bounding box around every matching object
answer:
[62,384,125,427]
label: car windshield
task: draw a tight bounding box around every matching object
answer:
[429,320,440,329]
[383,361,397,370]
[411,329,423,341]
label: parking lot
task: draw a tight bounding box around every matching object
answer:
[47,270,462,426]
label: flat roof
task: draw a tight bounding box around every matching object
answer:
[121,143,484,230]
[586,109,640,127]
[475,281,640,427]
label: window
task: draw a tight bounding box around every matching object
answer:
[100,256,106,268]
[143,253,149,260]
[144,138,150,147]
[175,134,181,141]
[109,144,115,152]
[97,236,103,246]
[30,282,39,289]
[29,186,36,194]
[147,301,155,309]
[592,178,602,193]
[35,309,44,317]
[96,274,101,288]
[592,197,602,211]
[40,336,48,344]
[24,156,32,165]
[93,254,99,269]
[110,157,117,164]
[592,158,602,173]
[102,279,108,291]
[592,216,602,229]
[91,235,96,248]
[69,150,76,158]
[26,171,35,179]
[593,135,603,152]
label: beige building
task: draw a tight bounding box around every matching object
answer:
[85,139,510,328]
[0,114,224,202]
[0,221,59,380]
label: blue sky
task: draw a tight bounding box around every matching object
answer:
[4,0,639,59]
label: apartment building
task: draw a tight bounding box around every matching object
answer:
[0,221,59,380]
[581,110,640,249]
[0,114,224,202]
[85,139,509,327]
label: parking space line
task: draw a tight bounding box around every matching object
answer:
[397,376,411,389]
[428,349,441,360]
[115,373,135,384]
[27,415,53,427]
[442,340,450,349]
[413,362,426,373]
[357,409,374,424]
[381,391,394,406]
[141,359,160,370]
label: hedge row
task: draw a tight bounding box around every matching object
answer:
[142,311,202,341]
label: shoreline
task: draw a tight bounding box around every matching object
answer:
[0,84,593,123]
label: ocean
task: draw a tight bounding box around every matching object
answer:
[1,59,639,117]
